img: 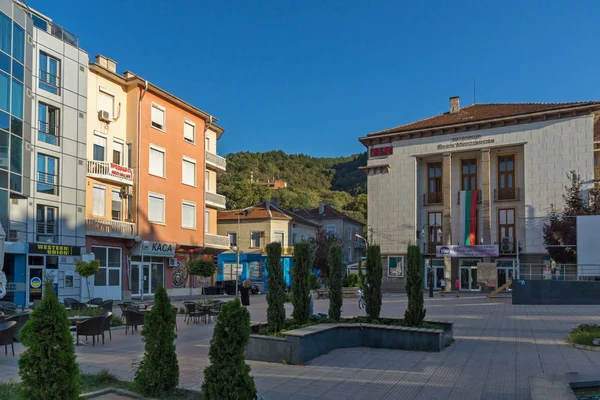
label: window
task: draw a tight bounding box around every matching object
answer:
[148,193,165,224]
[205,136,210,152]
[127,143,132,168]
[113,140,124,165]
[498,208,516,241]
[497,155,516,200]
[149,145,165,177]
[461,159,477,190]
[93,134,106,161]
[39,52,60,95]
[92,184,106,216]
[111,189,122,221]
[64,272,74,288]
[36,204,57,242]
[11,79,23,119]
[38,102,59,145]
[182,157,196,186]
[427,212,443,253]
[98,89,114,119]
[184,120,195,143]
[0,71,8,113]
[388,256,405,278]
[127,195,132,220]
[228,232,237,246]
[204,210,210,233]
[275,232,284,244]
[292,233,297,245]
[205,170,209,191]
[327,225,336,238]
[250,231,261,248]
[92,246,122,289]
[182,201,196,229]
[12,22,24,63]
[151,103,165,130]
[0,12,10,55]
[347,227,352,241]
[427,162,442,204]
[37,154,58,195]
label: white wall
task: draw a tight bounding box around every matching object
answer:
[576,215,600,275]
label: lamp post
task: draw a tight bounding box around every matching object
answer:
[421,223,442,298]
[140,240,150,302]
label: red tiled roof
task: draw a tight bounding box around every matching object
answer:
[368,102,600,137]
[218,203,291,221]
[295,205,365,226]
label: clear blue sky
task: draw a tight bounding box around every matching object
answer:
[30,0,600,157]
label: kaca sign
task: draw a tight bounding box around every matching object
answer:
[142,241,176,257]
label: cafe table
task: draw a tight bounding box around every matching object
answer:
[68,315,92,346]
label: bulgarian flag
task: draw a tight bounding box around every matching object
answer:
[459,190,478,245]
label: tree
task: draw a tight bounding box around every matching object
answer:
[187,259,217,298]
[309,227,341,285]
[543,171,600,264]
[265,242,286,332]
[404,245,426,327]
[75,259,99,302]
[201,298,256,400]
[327,243,343,321]
[19,281,80,400]
[134,284,179,397]
[292,242,311,324]
[364,245,382,321]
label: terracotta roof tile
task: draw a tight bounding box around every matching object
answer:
[218,203,291,221]
[295,205,365,226]
[368,102,600,137]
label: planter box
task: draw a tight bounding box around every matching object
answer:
[246,319,453,365]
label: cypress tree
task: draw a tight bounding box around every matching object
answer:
[134,284,179,396]
[365,244,383,321]
[404,244,426,326]
[266,242,286,332]
[292,242,311,324]
[201,298,256,399]
[19,282,80,400]
[327,243,343,321]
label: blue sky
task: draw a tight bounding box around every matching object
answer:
[30,0,600,157]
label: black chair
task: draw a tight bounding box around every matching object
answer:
[183,302,200,325]
[101,312,113,340]
[209,301,223,322]
[100,300,113,313]
[5,312,30,341]
[88,298,103,306]
[0,301,17,310]
[64,298,86,311]
[0,305,16,317]
[117,302,133,321]
[123,310,145,335]
[76,316,105,346]
[0,321,16,356]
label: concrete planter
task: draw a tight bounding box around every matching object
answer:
[246,319,453,365]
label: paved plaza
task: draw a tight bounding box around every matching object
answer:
[2,293,600,399]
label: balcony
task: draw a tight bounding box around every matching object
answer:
[38,120,59,146]
[87,160,134,186]
[206,151,227,172]
[86,218,137,238]
[205,191,226,210]
[37,172,58,196]
[36,222,57,243]
[494,187,520,202]
[205,233,231,250]
[423,192,443,206]
[456,190,482,204]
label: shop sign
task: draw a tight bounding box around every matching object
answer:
[436,135,495,151]
[143,242,176,257]
[110,163,133,180]
[29,244,81,256]
[436,245,499,258]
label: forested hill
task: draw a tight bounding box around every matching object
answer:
[217,151,368,224]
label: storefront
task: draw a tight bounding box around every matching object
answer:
[128,241,175,299]
[424,258,445,290]
[217,253,292,293]
[27,243,81,304]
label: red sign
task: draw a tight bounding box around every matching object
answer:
[109,163,132,180]
[370,146,393,157]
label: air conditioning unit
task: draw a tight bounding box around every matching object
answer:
[168,258,179,267]
[98,110,111,123]
[120,186,133,197]
[501,237,514,253]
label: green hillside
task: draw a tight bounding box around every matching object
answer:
[217,151,367,224]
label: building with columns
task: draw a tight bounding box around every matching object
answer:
[359,97,600,292]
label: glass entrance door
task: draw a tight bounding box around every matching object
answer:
[459,259,481,291]
[424,258,446,289]
[142,264,150,295]
[496,260,515,291]
[130,257,165,298]
[27,267,44,304]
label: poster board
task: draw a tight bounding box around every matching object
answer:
[477,263,496,288]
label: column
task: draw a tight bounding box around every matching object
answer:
[442,153,453,288]
[481,149,491,245]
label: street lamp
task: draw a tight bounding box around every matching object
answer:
[140,240,150,302]
[355,234,368,249]
[421,224,442,298]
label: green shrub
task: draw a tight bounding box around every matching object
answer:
[357,261,365,289]
[201,298,256,399]
[75,259,100,301]
[343,273,358,287]
[365,245,383,321]
[266,242,286,332]
[404,244,426,327]
[19,282,80,400]
[327,243,343,321]
[568,324,600,346]
[309,273,320,290]
[292,242,311,324]
[284,291,293,303]
[134,284,179,396]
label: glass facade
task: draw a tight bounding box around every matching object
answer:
[0,9,31,230]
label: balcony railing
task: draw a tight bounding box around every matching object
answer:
[38,120,59,146]
[423,192,443,206]
[36,222,57,243]
[37,172,58,195]
[205,191,226,210]
[206,151,227,172]
[86,218,137,238]
[87,160,134,186]
[494,187,520,202]
[457,190,482,204]
[39,70,60,95]
[205,233,231,249]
